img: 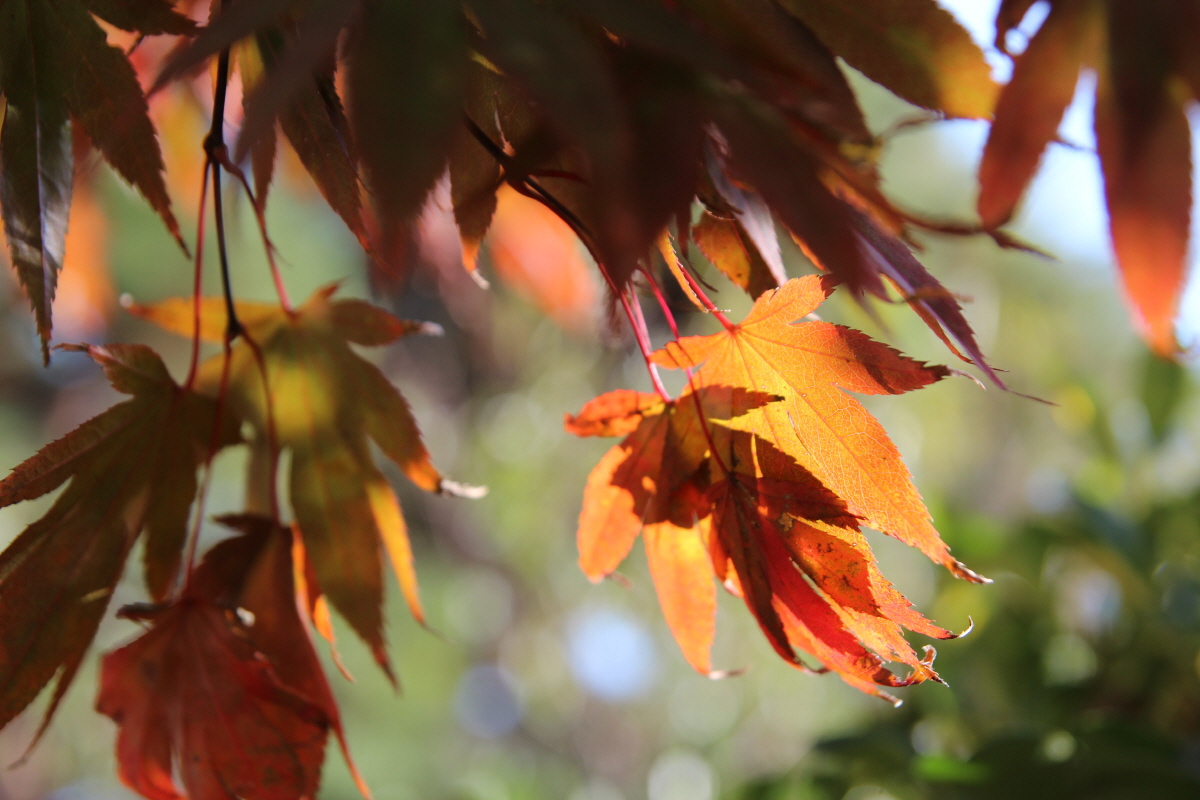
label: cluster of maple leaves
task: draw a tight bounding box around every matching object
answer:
[0,0,1194,797]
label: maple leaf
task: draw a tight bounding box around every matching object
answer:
[96,517,339,800]
[139,0,994,315]
[980,0,1195,354]
[566,387,759,675]
[692,210,786,300]
[345,0,466,226]
[653,276,983,583]
[845,207,1010,390]
[158,0,465,235]
[448,0,905,296]
[0,0,189,356]
[777,0,999,119]
[0,343,237,735]
[238,29,369,252]
[449,61,506,273]
[567,390,703,583]
[215,515,369,797]
[131,287,480,679]
[568,376,964,699]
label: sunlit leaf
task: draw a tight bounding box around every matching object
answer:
[133,288,472,678]
[979,0,1101,228]
[693,211,784,299]
[568,352,964,696]
[653,277,982,581]
[1095,2,1191,355]
[779,0,999,119]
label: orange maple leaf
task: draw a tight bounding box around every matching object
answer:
[653,276,982,582]
[568,277,978,699]
[567,386,765,675]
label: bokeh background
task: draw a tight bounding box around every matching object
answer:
[4,1,1200,799]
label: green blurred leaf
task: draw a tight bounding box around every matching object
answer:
[914,754,989,784]
[1140,352,1187,444]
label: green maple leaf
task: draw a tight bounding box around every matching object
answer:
[132,287,482,680]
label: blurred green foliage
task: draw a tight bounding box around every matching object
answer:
[737,484,1200,800]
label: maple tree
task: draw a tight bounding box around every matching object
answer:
[0,0,1195,797]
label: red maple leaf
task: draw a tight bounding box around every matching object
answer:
[97,517,367,800]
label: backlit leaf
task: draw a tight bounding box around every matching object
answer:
[567,390,713,581]
[711,98,883,297]
[0,344,235,735]
[1095,1,1191,355]
[568,361,965,696]
[644,519,717,675]
[96,557,329,800]
[693,211,784,299]
[979,0,1101,228]
[850,207,1007,388]
[653,276,982,581]
[134,288,467,678]
[779,0,999,119]
[984,0,1198,354]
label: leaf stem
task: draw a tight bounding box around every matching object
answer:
[624,288,671,402]
[215,151,293,311]
[242,331,282,521]
[179,340,235,597]
[640,265,681,341]
[463,115,670,400]
[204,43,243,341]
[639,268,729,475]
[673,244,734,330]
[184,159,211,390]
[463,115,606,265]
[210,166,242,340]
